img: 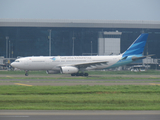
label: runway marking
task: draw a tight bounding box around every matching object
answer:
[150,83,160,86]
[150,76,157,78]
[6,76,12,77]
[14,83,32,86]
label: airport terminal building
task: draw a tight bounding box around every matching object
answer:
[0,19,160,59]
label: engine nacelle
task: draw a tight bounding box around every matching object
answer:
[46,70,60,74]
[60,66,79,74]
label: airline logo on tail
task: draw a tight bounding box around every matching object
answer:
[110,33,150,68]
[122,33,148,57]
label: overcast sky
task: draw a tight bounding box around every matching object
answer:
[0,0,160,21]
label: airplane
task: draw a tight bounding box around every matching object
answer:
[11,33,153,76]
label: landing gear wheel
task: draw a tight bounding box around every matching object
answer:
[80,73,84,76]
[71,73,76,76]
[71,72,88,77]
[76,73,80,76]
[84,73,88,76]
[25,71,29,76]
[25,73,28,76]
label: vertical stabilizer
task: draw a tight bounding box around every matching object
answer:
[122,33,148,57]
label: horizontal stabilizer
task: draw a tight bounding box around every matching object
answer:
[132,54,155,61]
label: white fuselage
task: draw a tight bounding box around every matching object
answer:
[11,55,123,71]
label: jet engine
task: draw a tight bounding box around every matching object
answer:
[46,70,60,74]
[60,66,79,74]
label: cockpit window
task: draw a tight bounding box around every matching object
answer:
[15,60,20,62]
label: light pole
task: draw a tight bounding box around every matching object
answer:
[9,40,10,58]
[72,31,75,56]
[91,41,92,56]
[6,36,9,58]
[72,37,75,56]
[48,30,52,56]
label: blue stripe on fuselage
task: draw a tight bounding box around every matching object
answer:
[107,54,142,68]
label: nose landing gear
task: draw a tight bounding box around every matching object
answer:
[25,71,29,76]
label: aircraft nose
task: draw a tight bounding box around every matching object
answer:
[11,62,16,67]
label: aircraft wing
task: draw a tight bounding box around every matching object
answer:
[61,61,108,68]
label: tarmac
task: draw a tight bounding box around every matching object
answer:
[0,110,160,120]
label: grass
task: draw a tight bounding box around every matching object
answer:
[1,70,160,110]
[0,85,160,110]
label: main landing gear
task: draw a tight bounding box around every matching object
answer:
[71,72,88,76]
[25,71,29,76]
